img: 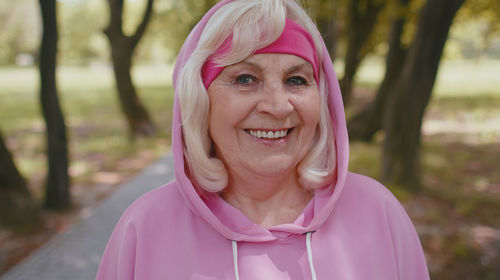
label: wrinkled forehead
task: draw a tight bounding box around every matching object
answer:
[224,53,315,74]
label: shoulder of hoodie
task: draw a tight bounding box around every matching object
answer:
[343,171,397,200]
[340,171,410,216]
[339,174,427,276]
[116,181,187,225]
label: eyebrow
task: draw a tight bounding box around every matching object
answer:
[235,61,264,72]
[285,62,313,76]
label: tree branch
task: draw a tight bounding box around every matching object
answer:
[131,0,154,46]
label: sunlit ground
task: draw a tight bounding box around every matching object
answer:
[0,59,499,278]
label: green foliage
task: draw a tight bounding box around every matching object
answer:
[58,0,108,65]
[306,0,421,60]
[147,0,216,61]
[458,0,500,35]
[2,0,497,65]
[306,0,347,21]
[446,0,500,59]
[0,0,39,65]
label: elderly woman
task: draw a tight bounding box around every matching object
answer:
[96,0,429,279]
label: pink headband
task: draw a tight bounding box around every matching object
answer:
[201,18,319,88]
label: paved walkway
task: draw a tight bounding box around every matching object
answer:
[1,155,174,280]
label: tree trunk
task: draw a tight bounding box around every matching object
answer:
[314,0,340,61]
[0,131,40,228]
[39,0,71,210]
[347,0,410,141]
[382,0,466,191]
[340,0,385,106]
[104,0,155,139]
[317,17,339,61]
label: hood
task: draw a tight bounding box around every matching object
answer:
[171,0,349,242]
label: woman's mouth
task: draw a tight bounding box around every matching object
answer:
[245,128,293,139]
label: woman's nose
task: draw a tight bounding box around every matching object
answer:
[256,83,294,119]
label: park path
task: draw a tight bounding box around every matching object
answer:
[0,155,174,280]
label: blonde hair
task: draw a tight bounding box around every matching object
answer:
[177,0,336,192]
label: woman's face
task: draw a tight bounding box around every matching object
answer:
[207,53,320,182]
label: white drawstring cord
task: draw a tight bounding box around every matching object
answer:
[232,240,240,280]
[232,233,317,280]
[306,231,318,280]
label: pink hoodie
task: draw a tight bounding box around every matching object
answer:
[96,1,430,279]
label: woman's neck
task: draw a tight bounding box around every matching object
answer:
[220,172,312,228]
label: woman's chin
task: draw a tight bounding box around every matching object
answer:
[243,156,298,178]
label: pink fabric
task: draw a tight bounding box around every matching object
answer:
[96,0,430,279]
[202,18,319,88]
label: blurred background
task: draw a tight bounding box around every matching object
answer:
[0,0,499,279]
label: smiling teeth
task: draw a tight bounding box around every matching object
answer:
[248,129,288,139]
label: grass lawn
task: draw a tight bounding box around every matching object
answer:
[0,64,174,197]
[1,58,499,278]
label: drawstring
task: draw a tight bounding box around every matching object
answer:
[306,231,318,280]
[232,240,240,280]
[231,232,317,280]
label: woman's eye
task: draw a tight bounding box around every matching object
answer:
[235,74,255,85]
[286,76,307,86]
